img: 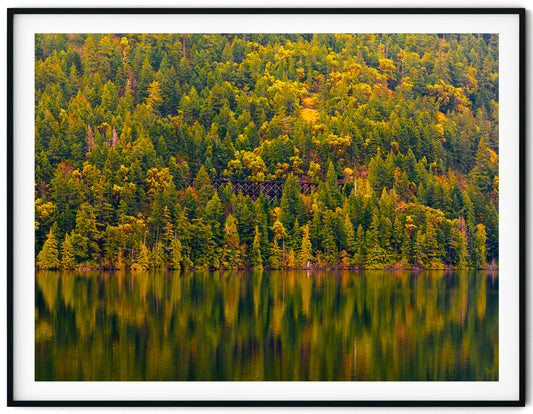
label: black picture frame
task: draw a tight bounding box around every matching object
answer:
[7,7,526,407]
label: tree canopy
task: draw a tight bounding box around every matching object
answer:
[35,33,499,270]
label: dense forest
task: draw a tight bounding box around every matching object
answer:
[34,33,499,271]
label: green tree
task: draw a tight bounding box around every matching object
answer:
[194,165,215,206]
[365,212,388,268]
[471,223,487,269]
[279,174,305,233]
[222,214,241,269]
[322,161,343,210]
[250,225,263,270]
[37,229,61,270]
[60,232,76,269]
[132,240,150,271]
[298,224,314,268]
[353,225,366,266]
[169,236,183,270]
[71,202,101,266]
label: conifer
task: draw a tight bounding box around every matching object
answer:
[298,224,314,268]
[37,229,61,270]
[251,226,263,270]
[60,232,76,269]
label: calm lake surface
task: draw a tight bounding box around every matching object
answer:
[35,270,498,381]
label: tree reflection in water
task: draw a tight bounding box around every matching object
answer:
[35,270,498,381]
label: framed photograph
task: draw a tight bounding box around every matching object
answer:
[8,7,525,406]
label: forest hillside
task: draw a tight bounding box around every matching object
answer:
[35,33,499,270]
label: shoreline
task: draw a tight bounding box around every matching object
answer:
[36,265,500,272]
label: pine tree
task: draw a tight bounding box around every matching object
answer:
[205,192,224,244]
[151,240,166,269]
[310,208,322,252]
[354,225,366,267]
[471,223,487,269]
[400,227,412,266]
[425,217,441,267]
[341,250,350,269]
[116,246,124,270]
[271,219,287,263]
[253,197,270,261]
[37,229,60,270]
[344,214,356,255]
[298,224,314,268]
[280,174,305,233]
[169,236,183,270]
[132,239,150,271]
[60,232,76,269]
[191,219,217,269]
[321,210,337,259]
[71,202,101,266]
[162,206,174,248]
[222,214,241,269]
[470,137,497,195]
[484,202,499,263]
[194,164,215,205]
[269,239,283,270]
[365,212,387,268]
[251,226,263,270]
[450,218,469,269]
[324,161,343,210]
[413,230,427,267]
[136,56,154,103]
[287,248,297,269]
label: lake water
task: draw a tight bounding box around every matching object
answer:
[35,270,498,381]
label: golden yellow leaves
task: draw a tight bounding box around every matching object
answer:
[307,161,321,182]
[487,147,498,164]
[145,167,172,197]
[427,80,471,113]
[300,108,320,124]
[35,198,56,229]
[226,150,268,181]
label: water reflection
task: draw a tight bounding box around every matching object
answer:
[35,270,498,381]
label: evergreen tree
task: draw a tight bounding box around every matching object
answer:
[222,214,241,269]
[270,219,287,268]
[287,248,297,269]
[279,174,305,233]
[484,202,499,263]
[205,192,224,244]
[450,218,469,269]
[298,224,314,268]
[194,164,215,205]
[321,210,338,258]
[354,224,366,266]
[60,232,76,269]
[425,217,441,267]
[151,240,166,269]
[365,211,388,268]
[37,229,61,270]
[323,161,343,210]
[71,202,101,266]
[253,197,270,260]
[169,236,183,270]
[400,226,413,266]
[413,230,427,267]
[132,240,150,271]
[471,223,487,269]
[250,226,263,270]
